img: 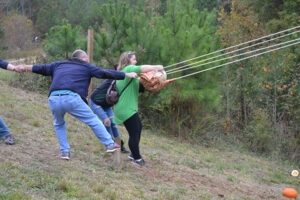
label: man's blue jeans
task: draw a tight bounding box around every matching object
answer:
[89,99,120,139]
[0,117,10,139]
[48,95,114,152]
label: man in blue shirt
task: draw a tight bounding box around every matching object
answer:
[17,50,137,160]
[0,59,16,145]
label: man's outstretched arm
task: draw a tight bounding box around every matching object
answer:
[0,59,18,71]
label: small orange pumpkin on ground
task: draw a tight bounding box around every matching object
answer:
[283,188,298,198]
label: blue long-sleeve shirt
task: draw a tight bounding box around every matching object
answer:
[0,59,8,69]
[32,58,126,100]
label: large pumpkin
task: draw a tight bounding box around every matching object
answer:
[140,70,176,91]
[282,188,298,198]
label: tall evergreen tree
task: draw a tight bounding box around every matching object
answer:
[92,0,220,134]
[93,0,131,65]
[42,20,85,59]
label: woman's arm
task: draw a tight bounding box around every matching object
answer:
[140,65,163,73]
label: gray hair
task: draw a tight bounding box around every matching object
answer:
[72,49,87,58]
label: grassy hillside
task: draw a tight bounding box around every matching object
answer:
[0,70,299,200]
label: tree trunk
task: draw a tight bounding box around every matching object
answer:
[273,64,277,131]
[20,0,25,15]
[240,66,247,128]
[225,66,230,119]
[28,0,32,19]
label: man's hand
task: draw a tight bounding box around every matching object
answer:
[7,64,27,73]
[104,118,111,127]
[15,65,25,72]
[125,72,138,78]
[7,64,16,71]
[14,64,33,73]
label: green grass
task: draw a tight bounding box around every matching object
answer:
[0,75,299,200]
[0,69,17,83]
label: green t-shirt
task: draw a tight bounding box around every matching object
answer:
[114,65,142,124]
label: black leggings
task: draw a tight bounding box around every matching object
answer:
[124,113,142,160]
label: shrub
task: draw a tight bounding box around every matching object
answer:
[244,109,275,154]
[9,55,51,94]
[1,14,34,50]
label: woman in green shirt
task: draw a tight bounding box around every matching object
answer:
[114,51,163,166]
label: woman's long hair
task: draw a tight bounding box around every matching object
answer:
[117,51,135,71]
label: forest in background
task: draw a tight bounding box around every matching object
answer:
[0,0,299,163]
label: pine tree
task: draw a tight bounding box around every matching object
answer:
[92,0,220,135]
[42,20,85,59]
[93,0,133,65]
